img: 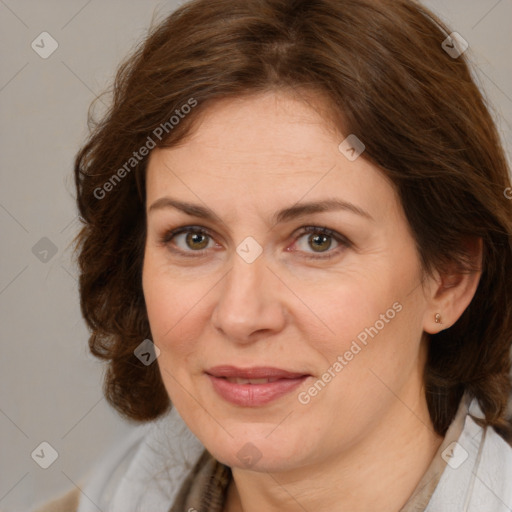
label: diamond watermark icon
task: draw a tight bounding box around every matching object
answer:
[338,134,365,161]
[236,236,263,264]
[134,338,160,365]
[441,32,468,59]
[31,32,59,59]
[236,442,263,468]
[31,441,59,469]
[441,441,469,469]
[32,237,58,263]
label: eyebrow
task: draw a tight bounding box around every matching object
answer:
[148,197,373,224]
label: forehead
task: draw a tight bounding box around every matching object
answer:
[145,91,397,223]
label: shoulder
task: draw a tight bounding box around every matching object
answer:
[473,421,512,506]
[30,425,145,512]
[32,487,81,512]
[55,407,205,511]
[426,398,512,511]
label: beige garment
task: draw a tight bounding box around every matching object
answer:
[32,486,81,512]
[399,392,468,511]
[170,448,232,511]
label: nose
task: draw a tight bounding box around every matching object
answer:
[210,251,287,344]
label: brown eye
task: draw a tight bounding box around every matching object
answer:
[184,231,210,250]
[293,226,351,260]
[308,233,332,252]
[161,227,214,256]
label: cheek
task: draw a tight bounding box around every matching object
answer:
[143,251,189,330]
[304,276,395,353]
[301,292,423,433]
[142,266,174,339]
[142,264,202,405]
[308,263,424,382]
[142,256,212,367]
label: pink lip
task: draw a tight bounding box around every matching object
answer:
[205,366,310,407]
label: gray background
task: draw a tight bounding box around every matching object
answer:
[0,1,511,511]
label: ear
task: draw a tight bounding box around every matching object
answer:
[423,237,483,334]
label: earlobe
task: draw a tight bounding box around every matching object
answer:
[424,310,446,335]
[423,237,483,334]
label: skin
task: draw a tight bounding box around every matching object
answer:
[142,89,482,512]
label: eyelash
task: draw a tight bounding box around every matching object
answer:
[159,225,351,261]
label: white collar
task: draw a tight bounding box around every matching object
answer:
[77,406,204,512]
[425,397,512,511]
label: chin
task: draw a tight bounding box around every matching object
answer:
[201,425,311,472]
[215,447,303,473]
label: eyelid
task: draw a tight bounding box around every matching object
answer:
[160,225,211,244]
[159,224,351,260]
[289,226,351,260]
[160,225,218,257]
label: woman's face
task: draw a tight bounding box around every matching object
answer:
[142,90,435,472]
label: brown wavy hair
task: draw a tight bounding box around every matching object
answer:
[73,0,512,441]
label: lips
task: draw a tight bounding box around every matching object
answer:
[206,366,307,380]
[205,366,310,406]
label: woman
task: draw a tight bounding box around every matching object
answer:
[34,0,512,510]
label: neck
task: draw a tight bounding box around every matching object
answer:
[224,390,443,512]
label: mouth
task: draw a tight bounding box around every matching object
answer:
[205,366,311,406]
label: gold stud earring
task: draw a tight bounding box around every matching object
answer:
[435,313,442,324]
